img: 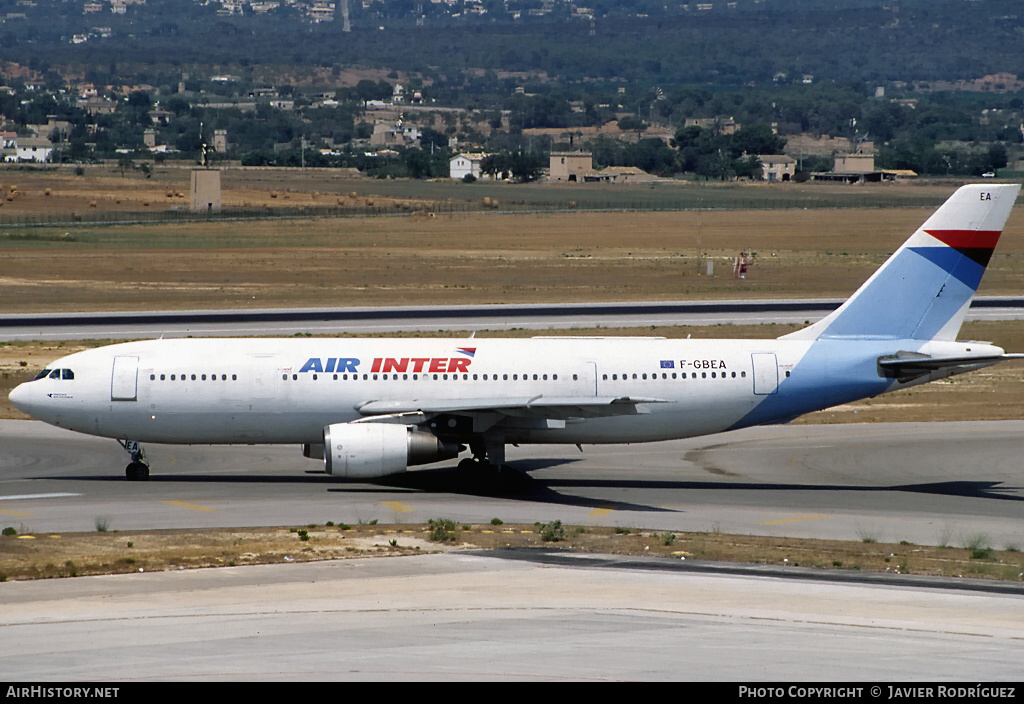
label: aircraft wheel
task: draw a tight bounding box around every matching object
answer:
[126,461,150,481]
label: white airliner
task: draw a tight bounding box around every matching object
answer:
[9,184,1022,480]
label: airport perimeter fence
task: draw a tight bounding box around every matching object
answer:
[0,189,948,231]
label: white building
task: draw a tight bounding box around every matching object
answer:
[450,153,488,180]
[13,137,54,163]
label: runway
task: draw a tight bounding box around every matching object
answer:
[4,418,1024,680]
[3,296,1024,340]
[3,419,1022,547]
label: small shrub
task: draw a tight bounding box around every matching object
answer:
[539,520,566,542]
[428,518,458,543]
[661,532,676,546]
[2,527,16,537]
[297,529,309,541]
[490,518,503,525]
[856,526,879,543]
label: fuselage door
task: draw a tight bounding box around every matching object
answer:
[111,356,139,402]
[586,361,598,396]
[751,353,779,396]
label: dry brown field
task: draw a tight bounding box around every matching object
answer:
[2,169,1023,313]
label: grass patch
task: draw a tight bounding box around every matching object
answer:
[4,523,1023,583]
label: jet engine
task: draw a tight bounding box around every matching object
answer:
[323,423,461,478]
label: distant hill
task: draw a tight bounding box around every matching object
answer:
[1,0,1023,88]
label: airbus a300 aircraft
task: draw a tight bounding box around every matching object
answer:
[9,184,1022,480]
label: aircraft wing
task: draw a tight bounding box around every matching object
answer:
[355,394,670,420]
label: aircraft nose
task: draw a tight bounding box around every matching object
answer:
[8,382,34,415]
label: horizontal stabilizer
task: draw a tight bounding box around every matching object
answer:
[877,350,1016,381]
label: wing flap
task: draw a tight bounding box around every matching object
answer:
[356,395,670,420]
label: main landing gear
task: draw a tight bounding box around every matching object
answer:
[455,439,528,491]
[118,440,150,481]
[458,436,507,472]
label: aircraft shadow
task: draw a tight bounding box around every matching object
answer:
[543,478,1024,502]
[41,472,1022,509]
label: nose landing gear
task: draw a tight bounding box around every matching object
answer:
[118,440,150,481]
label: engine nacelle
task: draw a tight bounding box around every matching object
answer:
[323,423,461,478]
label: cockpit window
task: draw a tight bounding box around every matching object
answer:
[33,368,74,381]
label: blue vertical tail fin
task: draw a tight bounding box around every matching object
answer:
[783,184,1020,342]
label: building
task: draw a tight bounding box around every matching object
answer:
[450,153,487,180]
[684,116,739,136]
[757,154,796,182]
[580,165,658,184]
[834,153,875,173]
[190,169,221,213]
[811,152,914,183]
[13,137,54,163]
[549,152,593,182]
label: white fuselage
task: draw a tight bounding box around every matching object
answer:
[12,334,961,448]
